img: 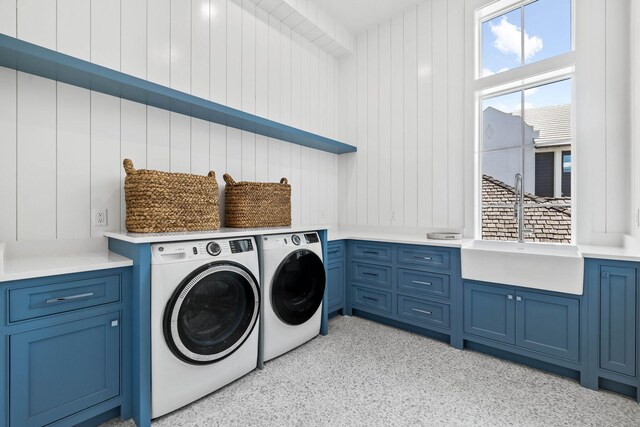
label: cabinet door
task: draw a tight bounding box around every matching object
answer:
[600,266,637,377]
[515,291,580,362]
[10,312,121,427]
[464,282,515,344]
[327,261,345,313]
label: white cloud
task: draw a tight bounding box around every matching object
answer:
[482,68,495,77]
[490,16,543,62]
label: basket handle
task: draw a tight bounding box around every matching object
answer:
[280,178,288,185]
[123,159,135,175]
[208,171,216,179]
[223,173,236,185]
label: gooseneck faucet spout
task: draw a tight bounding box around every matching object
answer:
[514,173,532,243]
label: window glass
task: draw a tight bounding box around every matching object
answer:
[524,0,571,64]
[481,0,571,77]
[480,78,572,243]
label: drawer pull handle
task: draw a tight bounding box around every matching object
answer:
[363,250,379,255]
[516,296,522,302]
[363,272,379,277]
[414,256,432,260]
[412,280,432,286]
[363,296,379,302]
[328,250,340,254]
[412,308,432,315]
[46,292,94,304]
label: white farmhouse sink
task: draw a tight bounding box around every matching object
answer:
[461,240,584,295]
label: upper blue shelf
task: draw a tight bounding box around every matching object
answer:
[0,34,356,155]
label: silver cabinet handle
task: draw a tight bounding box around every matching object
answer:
[412,308,432,315]
[516,296,522,301]
[414,256,432,260]
[46,292,94,304]
[363,271,379,277]
[363,250,379,255]
[507,294,513,300]
[363,296,379,302]
[412,280,432,286]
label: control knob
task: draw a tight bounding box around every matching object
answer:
[206,242,221,256]
[291,235,301,245]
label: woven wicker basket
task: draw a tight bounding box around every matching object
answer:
[223,174,291,228]
[123,159,220,233]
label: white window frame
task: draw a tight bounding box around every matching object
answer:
[472,0,577,243]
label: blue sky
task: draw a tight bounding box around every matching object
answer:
[482,0,572,112]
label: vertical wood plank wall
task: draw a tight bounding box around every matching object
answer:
[337,0,466,231]
[0,0,340,243]
[338,0,632,243]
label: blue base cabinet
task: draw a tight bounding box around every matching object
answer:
[585,259,640,401]
[345,240,463,346]
[0,268,131,427]
[327,241,347,315]
[463,281,581,364]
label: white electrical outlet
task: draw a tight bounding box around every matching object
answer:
[391,211,397,221]
[94,208,108,226]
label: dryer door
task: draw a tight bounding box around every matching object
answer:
[164,262,260,365]
[271,250,326,325]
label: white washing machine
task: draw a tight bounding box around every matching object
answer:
[150,237,260,418]
[259,232,326,363]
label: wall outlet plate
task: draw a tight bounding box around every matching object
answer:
[94,209,108,227]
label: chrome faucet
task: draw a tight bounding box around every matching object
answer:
[514,173,534,243]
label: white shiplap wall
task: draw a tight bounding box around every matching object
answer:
[631,0,640,237]
[0,0,340,243]
[575,0,631,244]
[338,0,632,244]
[337,0,465,232]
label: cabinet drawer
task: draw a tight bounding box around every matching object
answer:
[397,246,450,270]
[350,242,393,263]
[397,295,450,329]
[397,269,450,299]
[351,285,392,314]
[327,242,345,261]
[351,262,392,288]
[9,275,121,322]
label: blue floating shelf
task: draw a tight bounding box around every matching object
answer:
[0,34,356,155]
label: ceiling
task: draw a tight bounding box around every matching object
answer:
[318,0,419,35]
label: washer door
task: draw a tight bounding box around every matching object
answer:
[271,250,326,326]
[163,262,260,365]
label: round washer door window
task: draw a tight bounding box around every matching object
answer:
[163,262,260,365]
[271,250,326,325]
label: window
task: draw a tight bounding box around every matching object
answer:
[476,0,574,244]
[481,0,572,77]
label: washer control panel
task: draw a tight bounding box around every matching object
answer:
[151,237,256,264]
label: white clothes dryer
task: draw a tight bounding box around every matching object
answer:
[150,237,260,418]
[258,232,325,363]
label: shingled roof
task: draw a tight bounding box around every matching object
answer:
[482,175,571,244]
[514,104,572,147]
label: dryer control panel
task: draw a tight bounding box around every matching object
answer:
[261,232,321,251]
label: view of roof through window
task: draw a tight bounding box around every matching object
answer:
[479,0,573,243]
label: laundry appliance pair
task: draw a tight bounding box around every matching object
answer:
[150,232,325,418]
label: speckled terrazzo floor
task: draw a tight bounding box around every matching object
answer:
[102,315,640,427]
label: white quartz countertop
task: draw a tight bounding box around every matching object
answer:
[0,251,133,283]
[105,225,330,244]
[578,245,640,263]
[328,229,473,248]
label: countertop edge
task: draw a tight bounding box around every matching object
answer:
[0,253,134,283]
[105,226,331,244]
